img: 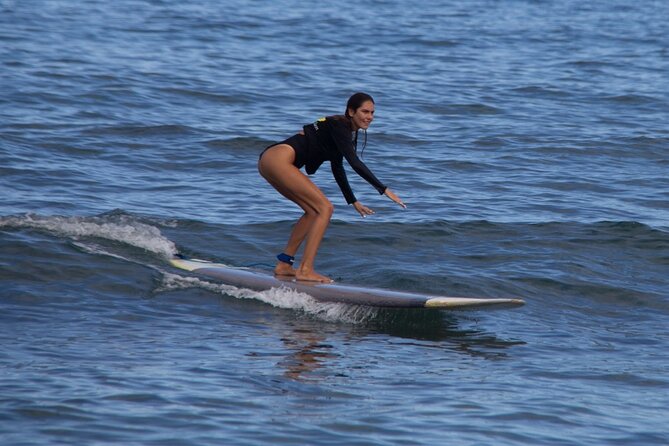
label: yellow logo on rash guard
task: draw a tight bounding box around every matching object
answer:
[313,117,326,131]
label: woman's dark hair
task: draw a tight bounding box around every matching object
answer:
[345,92,375,156]
[345,92,375,118]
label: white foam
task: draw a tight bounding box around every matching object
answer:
[0,213,177,258]
[1,213,376,323]
[158,272,378,324]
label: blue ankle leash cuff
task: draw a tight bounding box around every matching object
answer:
[277,253,295,265]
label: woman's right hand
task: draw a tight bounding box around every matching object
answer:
[384,188,406,209]
[353,201,375,218]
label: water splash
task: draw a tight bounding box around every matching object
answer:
[157,272,379,324]
[1,212,379,323]
[0,213,177,258]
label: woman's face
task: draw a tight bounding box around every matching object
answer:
[348,100,375,131]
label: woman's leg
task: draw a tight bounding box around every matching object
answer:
[258,145,334,282]
[261,190,312,276]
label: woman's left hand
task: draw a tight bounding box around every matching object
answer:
[353,201,375,218]
[384,188,407,209]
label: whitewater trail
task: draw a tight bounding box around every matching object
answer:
[1,213,378,323]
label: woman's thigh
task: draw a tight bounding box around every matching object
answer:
[259,146,331,214]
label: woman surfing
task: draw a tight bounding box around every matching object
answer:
[258,92,406,283]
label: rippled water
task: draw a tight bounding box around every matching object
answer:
[2,1,668,445]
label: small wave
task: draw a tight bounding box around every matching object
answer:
[157,272,379,324]
[0,212,177,258]
[400,37,459,47]
[82,124,202,137]
[76,239,365,321]
[604,94,660,105]
[160,87,250,104]
[204,136,271,151]
[512,85,570,98]
[421,103,501,116]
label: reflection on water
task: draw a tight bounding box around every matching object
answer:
[277,310,525,381]
[369,308,525,349]
[279,328,336,381]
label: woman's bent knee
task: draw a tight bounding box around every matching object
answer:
[304,201,333,219]
[318,201,334,218]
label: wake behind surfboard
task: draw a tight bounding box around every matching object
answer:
[169,256,525,310]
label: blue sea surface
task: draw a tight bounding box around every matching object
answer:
[1,1,668,445]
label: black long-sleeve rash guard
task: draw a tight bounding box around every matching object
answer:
[299,115,387,204]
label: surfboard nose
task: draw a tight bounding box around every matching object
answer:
[425,297,525,309]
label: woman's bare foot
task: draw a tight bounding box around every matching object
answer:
[296,269,333,283]
[274,262,296,277]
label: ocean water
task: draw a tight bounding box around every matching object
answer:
[1,0,668,445]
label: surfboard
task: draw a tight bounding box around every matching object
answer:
[169,256,525,310]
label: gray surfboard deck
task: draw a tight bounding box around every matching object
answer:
[170,257,525,310]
